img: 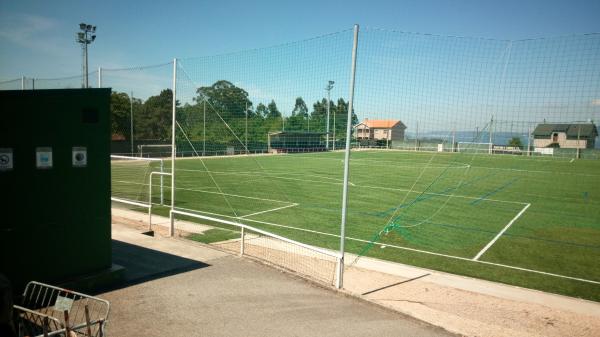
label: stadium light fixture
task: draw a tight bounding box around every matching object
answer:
[76,22,97,88]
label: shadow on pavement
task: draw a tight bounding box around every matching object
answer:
[102,239,210,292]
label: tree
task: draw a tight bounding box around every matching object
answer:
[135,89,175,141]
[195,80,251,119]
[267,100,281,119]
[508,137,523,149]
[256,103,268,118]
[110,92,131,139]
[292,97,308,118]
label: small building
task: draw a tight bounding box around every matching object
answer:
[532,123,598,149]
[354,119,407,141]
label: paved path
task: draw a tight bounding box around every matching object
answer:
[111,208,600,337]
[102,223,455,337]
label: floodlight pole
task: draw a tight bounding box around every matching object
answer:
[326,81,334,150]
[76,23,96,88]
[170,58,177,237]
[337,24,359,290]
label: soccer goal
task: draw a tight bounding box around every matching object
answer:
[137,144,172,158]
[457,142,493,154]
[110,155,166,206]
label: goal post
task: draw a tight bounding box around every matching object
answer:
[110,155,165,205]
[457,142,493,154]
[137,144,173,158]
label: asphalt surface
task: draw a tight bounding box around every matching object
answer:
[102,223,455,337]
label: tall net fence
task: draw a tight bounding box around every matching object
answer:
[4,27,600,296]
[172,30,354,279]
[101,62,174,157]
[347,28,600,297]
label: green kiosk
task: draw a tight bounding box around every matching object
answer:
[0,89,116,294]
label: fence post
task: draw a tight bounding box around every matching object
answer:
[337,24,359,290]
[170,58,177,237]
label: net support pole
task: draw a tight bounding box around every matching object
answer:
[160,160,164,205]
[98,67,102,88]
[337,24,359,290]
[527,125,532,156]
[21,76,25,90]
[170,58,177,237]
[489,115,494,154]
[130,91,134,155]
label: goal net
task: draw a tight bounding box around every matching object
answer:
[110,155,166,206]
[137,144,172,158]
[457,142,492,154]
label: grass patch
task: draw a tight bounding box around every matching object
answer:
[187,228,240,244]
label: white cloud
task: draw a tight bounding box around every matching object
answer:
[591,99,600,106]
[0,13,70,58]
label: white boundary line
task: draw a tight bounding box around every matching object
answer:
[472,203,531,261]
[239,203,299,218]
[111,197,150,208]
[170,205,600,285]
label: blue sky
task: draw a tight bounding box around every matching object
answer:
[1,0,599,136]
[1,0,600,79]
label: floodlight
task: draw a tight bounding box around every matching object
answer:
[92,35,96,41]
[80,23,86,30]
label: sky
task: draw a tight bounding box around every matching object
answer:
[1,0,599,137]
[1,0,600,80]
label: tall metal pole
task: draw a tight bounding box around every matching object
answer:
[333,105,336,151]
[98,67,102,88]
[527,125,531,156]
[489,115,494,154]
[337,24,359,290]
[21,76,25,90]
[326,82,333,150]
[245,101,249,154]
[203,100,206,156]
[130,91,134,155]
[84,41,89,88]
[170,58,177,236]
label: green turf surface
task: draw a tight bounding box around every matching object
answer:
[112,150,600,301]
[187,228,240,244]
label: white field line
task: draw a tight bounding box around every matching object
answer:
[238,203,299,218]
[177,168,351,185]
[171,205,600,285]
[113,179,292,205]
[472,203,531,261]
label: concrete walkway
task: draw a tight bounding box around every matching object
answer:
[103,222,454,337]
[111,208,600,337]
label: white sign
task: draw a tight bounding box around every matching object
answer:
[53,295,74,312]
[72,147,87,167]
[437,144,444,152]
[36,147,53,169]
[0,148,13,171]
[534,147,554,155]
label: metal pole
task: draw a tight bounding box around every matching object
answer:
[527,125,531,156]
[98,67,102,88]
[337,24,359,290]
[489,115,493,154]
[240,227,245,255]
[130,91,134,155]
[160,160,164,205]
[32,78,35,90]
[452,128,456,152]
[21,76,25,90]
[326,86,331,149]
[170,58,177,236]
[245,101,248,154]
[415,121,419,151]
[333,104,336,151]
[84,41,89,88]
[203,100,206,156]
[577,125,581,159]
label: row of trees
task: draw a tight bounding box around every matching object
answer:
[111,80,358,150]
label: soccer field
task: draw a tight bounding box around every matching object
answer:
[112,150,600,301]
